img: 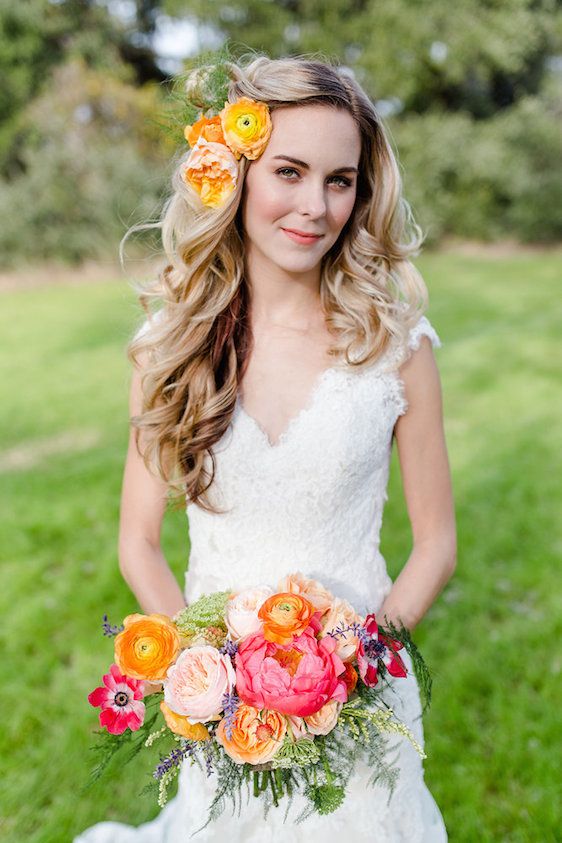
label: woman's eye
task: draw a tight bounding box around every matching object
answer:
[275,168,352,188]
[276,167,299,179]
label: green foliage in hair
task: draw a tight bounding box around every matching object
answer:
[154,43,237,148]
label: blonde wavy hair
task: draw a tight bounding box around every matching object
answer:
[126,52,429,514]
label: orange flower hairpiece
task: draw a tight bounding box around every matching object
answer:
[182,97,272,209]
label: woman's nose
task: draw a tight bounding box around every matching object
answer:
[297,181,327,218]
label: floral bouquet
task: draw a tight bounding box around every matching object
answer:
[86,573,432,830]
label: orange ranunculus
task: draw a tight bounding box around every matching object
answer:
[114,613,180,682]
[160,701,210,741]
[182,139,239,209]
[258,592,316,645]
[184,115,226,147]
[215,703,286,765]
[219,97,272,160]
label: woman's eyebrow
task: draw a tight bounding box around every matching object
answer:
[272,155,358,174]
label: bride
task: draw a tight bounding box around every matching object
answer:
[75,52,456,841]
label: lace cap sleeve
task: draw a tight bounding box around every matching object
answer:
[407,315,442,353]
[391,315,442,419]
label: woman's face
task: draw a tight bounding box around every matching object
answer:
[240,104,362,278]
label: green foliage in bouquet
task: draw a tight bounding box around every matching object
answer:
[173,591,231,644]
[379,619,433,712]
[84,693,170,792]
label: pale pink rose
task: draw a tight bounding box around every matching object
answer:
[225,585,273,642]
[163,645,235,723]
[276,572,335,613]
[320,597,363,662]
[304,699,342,736]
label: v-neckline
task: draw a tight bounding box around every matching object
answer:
[235,364,343,450]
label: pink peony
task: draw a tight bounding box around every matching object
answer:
[235,618,348,718]
[163,645,235,723]
[88,664,145,735]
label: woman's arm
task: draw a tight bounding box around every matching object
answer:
[378,336,457,631]
[118,358,187,617]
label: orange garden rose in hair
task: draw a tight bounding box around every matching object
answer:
[182,140,239,209]
[114,613,180,682]
[219,97,272,160]
[258,592,316,645]
[184,114,226,147]
[215,703,286,765]
[160,701,210,741]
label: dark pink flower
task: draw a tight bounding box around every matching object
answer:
[235,616,348,717]
[357,614,407,688]
[88,663,145,734]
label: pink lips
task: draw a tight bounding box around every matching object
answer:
[282,228,323,245]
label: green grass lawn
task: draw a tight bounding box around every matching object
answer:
[1,249,561,842]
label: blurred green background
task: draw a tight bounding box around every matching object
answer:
[1,2,561,841]
[1,0,562,264]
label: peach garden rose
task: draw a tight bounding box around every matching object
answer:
[182,139,239,209]
[304,699,342,736]
[163,644,235,723]
[276,572,335,613]
[319,597,363,662]
[215,703,286,765]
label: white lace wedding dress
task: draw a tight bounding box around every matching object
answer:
[75,315,448,842]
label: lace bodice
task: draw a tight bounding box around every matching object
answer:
[184,315,442,612]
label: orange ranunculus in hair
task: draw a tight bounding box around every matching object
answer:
[114,613,180,682]
[258,592,316,645]
[219,97,272,160]
[184,115,226,147]
[215,703,286,765]
[160,701,210,741]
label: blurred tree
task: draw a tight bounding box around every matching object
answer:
[162,0,561,117]
[0,58,173,265]
[0,0,165,178]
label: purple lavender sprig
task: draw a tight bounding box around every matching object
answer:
[327,621,389,660]
[153,742,197,780]
[326,620,364,642]
[102,614,124,637]
[221,690,240,741]
[219,638,239,661]
[201,738,215,777]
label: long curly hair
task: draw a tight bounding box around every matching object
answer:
[126,52,429,514]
